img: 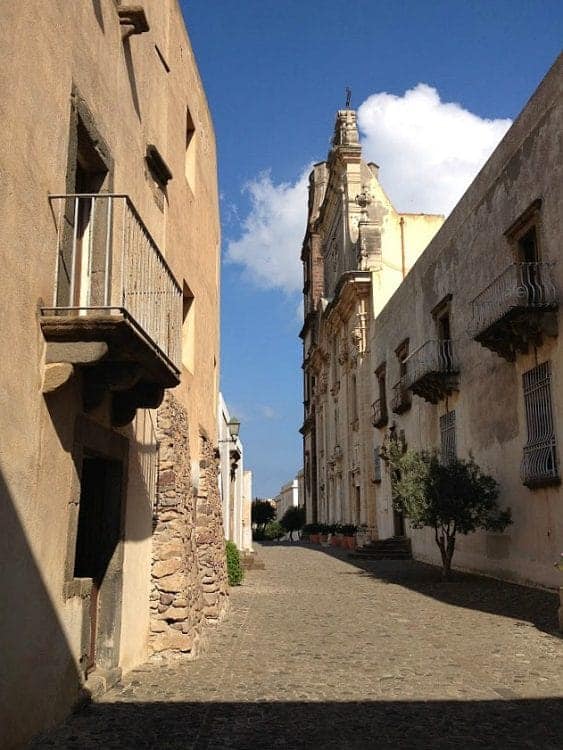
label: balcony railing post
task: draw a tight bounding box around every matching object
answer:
[104,195,112,306]
[52,199,63,306]
[69,197,79,306]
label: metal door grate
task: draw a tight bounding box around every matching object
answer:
[440,410,456,463]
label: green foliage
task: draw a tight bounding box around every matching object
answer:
[388,444,512,578]
[251,499,276,528]
[280,506,306,535]
[341,524,358,536]
[225,540,244,586]
[264,520,285,540]
[302,523,320,535]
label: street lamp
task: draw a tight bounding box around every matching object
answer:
[219,416,241,444]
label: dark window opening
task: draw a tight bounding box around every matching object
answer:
[518,225,540,263]
[74,455,123,583]
[376,365,386,402]
[396,340,409,378]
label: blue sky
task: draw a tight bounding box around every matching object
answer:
[180,0,562,498]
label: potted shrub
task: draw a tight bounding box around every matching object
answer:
[341,524,358,550]
[308,523,321,544]
[319,523,329,545]
[330,523,343,546]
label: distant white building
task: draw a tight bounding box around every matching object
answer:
[274,472,304,521]
[218,393,253,552]
[242,470,253,552]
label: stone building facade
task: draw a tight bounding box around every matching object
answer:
[0,3,226,747]
[274,474,303,520]
[371,55,563,589]
[218,393,253,553]
[301,55,563,591]
[300,109,443,532]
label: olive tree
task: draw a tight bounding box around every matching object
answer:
[280,506,306,541]
[251,499,276,530]
[386,441,512,579]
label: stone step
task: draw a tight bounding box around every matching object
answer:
[348,551,412,560]
[348,536,412,561]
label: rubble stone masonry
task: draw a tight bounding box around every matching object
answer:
[196,436,229,623]
[149,393,228,658]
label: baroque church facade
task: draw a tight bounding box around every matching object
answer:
[300,108,443,538]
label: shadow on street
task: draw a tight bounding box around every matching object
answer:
[30,697,563,749]
[267,540,562,638]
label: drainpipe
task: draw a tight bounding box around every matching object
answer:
[399,217,406,278]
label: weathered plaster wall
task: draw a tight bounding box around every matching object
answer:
[0,2,222,746]
[119,410,158,672]
[242,470,254,552]
[371,54,563,588]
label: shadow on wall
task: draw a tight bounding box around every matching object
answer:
[0,386,156,748]
[30,699,563,749]
[298,543,562,638]
[123,37,141,121]
[92,0,105,32]
[0,470,83,750]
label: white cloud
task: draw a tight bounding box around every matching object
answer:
[258,405,278,420]
[357,83,511,215]
[225,168,310,294]
[226,85,512,292]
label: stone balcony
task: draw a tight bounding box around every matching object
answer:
[41,193,182,425]
[471,261,558,361]
[404,339,459,404]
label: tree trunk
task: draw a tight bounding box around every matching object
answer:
[442,533,456,580]
[442,554,452,580]
[434,527,456,580]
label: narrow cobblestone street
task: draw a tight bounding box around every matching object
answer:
[32,544,563,749]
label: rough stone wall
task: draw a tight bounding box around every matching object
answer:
[195,436,229,623]
[149,393,228,657]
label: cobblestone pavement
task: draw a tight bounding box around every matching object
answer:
[31,543,563,749]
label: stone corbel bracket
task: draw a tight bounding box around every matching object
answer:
[117,5,150,36]
[42,342,108,394]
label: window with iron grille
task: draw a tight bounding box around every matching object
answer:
[440,410,456,463]
[373,448,382,483]
[521,361,559,487]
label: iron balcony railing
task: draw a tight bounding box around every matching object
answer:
[521,438,559,487]
[471,261,557,336]
[45,194,182,371]
[371,398,388,428]
[404,339,459,389]
[391,377,411,414]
